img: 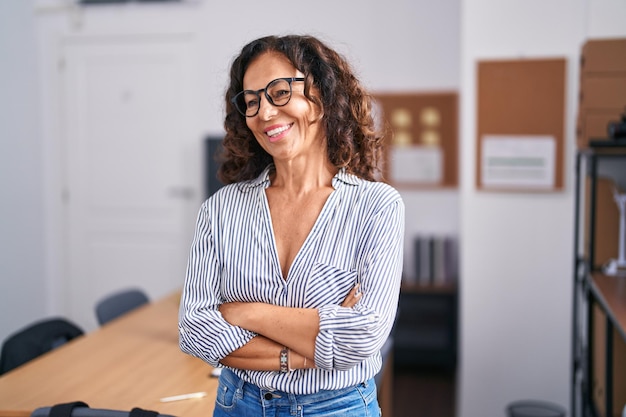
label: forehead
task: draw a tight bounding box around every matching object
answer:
[243,52,300,90]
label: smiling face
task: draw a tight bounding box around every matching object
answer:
[242,52,327,166]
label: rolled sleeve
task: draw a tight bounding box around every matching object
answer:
[315,304,382,370]
[178,200,255,367]
[314,198,404,371]
[179,309,255,367]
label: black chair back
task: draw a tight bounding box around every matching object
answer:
[95,288,149,326]
[0,317,84,375]
[31,401,176,417]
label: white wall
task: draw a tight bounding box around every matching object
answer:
[459,2,626,417]
[0,1,48,342]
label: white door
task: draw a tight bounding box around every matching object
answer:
[61,35,199,331]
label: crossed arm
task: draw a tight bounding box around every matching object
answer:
[218,284,361,371]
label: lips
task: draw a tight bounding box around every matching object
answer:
[265,123,292,142]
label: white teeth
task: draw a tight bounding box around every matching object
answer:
[267,125,289,137]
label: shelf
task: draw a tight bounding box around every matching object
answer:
[589,139,626,149]
[394,287,458,370]
[572,38,626,417]
[588,272,626,342]
[401,282,458,294]
[573,144,626,417]
[395,327,451,350]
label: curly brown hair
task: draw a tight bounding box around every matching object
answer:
[218,34,387,184]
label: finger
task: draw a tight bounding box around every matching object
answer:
[341,284,362,307]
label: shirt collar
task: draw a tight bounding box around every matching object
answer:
[238,165,361,192]
[332,168,361,188]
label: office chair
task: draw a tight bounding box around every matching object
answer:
[31,401,176,417]
[95,288,149,326]
[0,317,84,375]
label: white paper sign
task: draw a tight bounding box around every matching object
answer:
[391,145,443,183]
[481,135,556,189]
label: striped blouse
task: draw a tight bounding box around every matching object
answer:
[178,166,405,395]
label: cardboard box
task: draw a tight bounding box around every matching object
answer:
[577,38,626,148]
[581,39,626,73]
[579,112,624,143]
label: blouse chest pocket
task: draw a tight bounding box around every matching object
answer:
[302,262,358,308]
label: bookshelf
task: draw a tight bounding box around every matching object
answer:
[572,140,626,417]
[395,234,459,370]
[394,282,458,370]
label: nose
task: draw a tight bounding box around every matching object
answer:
[258,94,278,121]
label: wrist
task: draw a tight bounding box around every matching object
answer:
[295,351,312,369]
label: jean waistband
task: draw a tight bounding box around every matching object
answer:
[219,367,372,405]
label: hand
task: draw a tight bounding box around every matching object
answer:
[341,283,362,308]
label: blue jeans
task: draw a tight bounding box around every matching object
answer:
[213,368,381,417]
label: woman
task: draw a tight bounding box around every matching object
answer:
[179,34,404,417]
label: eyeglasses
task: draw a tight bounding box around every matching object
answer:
[231,77,305,117]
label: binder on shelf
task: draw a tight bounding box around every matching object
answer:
[444,236,459,285]
[417,235,433,285]
[412,234,459,286]
[433,237,446,285]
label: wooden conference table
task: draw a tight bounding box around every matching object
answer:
[0,292,217,417]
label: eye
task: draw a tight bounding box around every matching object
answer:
[245,98,259,109]
[243,92,260,109]
[272,89,290,99]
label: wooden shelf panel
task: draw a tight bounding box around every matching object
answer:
[589,272,626,342]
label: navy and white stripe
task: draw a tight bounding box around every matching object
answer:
[179,166,404,395]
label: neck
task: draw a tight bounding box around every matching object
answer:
[270,157,337,196]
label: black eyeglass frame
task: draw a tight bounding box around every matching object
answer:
[231,77,306,117]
